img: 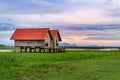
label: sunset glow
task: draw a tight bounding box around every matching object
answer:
[0,0,120,46]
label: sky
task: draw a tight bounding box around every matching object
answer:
[0,0,120,46]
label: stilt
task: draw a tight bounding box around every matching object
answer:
[34,47,36,53]
[48,48,51,53]
[58,48,60,52]
[56,48,58,52]
[30,47,32,53]
[43,48,45,53]
[53,48,55,53]
[20,47,22,53]
[25,47,27,52]
[14,46,16,52]
[39,48,41,52]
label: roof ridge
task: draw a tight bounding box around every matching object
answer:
[50,29,58,31]
[16,28,50,30]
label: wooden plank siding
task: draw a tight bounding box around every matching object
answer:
[53,34,59,48]
[15,31,52,48]
[44,32,52,48]
[15,40,45,47]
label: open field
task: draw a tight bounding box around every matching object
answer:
[0,50,120,80]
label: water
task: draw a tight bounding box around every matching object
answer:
[0,50,11,52]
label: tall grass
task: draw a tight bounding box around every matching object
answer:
[0,51,120,80]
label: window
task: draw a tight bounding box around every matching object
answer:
[45,43,48,46]
[56,43,58,46]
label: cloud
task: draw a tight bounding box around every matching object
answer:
[61,24,120,31]
[0,0,67,14]
[86,36,120,40]
[0,9,112,26]
[0,0,120,46]
[0,0,120,26]
[0,0,119,15]
[107,8,120,17]
[0,31,14,45]
[62,35,120,46]
[0,23,17,31]
[60,24,120,45]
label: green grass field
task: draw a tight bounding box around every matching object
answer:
[0,50,120,80]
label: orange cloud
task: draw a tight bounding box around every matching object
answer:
[62,35,120,46]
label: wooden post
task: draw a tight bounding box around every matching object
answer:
[30,47,32,53]
[49,48,51,53]
[34,47,36,53]
[25,47,27,52]
[20,47,22,53]
[39,48,41,53]
[53,48,55,53]
[43,48,45,53]
[58,48,59,52]
[14,46,16,53]
[56,48,58,52]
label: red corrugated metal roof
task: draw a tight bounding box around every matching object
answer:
[50,30,62,41]
[10,28,50,40]
[50,30,58,39]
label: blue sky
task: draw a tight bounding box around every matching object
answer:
[0,0,120,46]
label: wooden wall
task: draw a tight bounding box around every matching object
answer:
[52,34,59,48]
[14,33,53,48]
[14,32,60,48]
[15,40,45,47]
[44,32,52,48]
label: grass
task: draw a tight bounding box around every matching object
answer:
[0,50,120,80]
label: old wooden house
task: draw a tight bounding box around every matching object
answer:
[10,28,64,52]
[50,30,62,48]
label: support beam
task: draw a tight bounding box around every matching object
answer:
[25,47,27,52]
[20,47,22,53]
[34,47,36,53]
[14,46,16,53]
[39,48,41,53]
[18,46,65,53]
[30,47,32,52]
[48,48,51,53]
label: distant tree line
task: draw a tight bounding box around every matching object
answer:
[0,44,6,47]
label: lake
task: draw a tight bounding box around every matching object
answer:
[0,50,11,52]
